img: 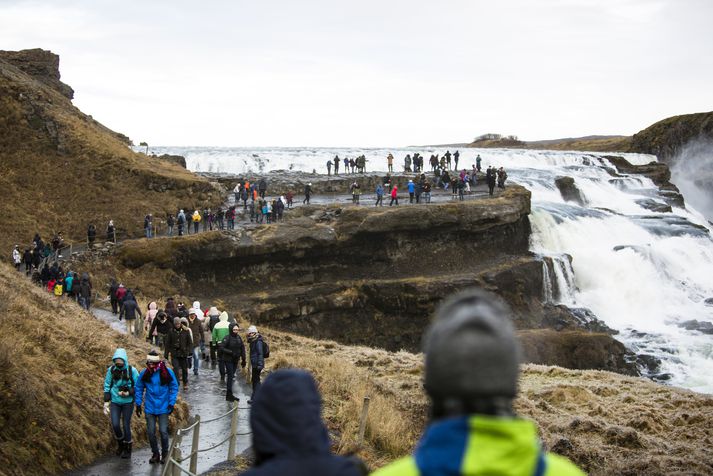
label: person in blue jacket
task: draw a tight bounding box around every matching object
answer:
[135,350,179,465]
[407,180,415,203]
[103,348,140,459]
[242,369,367,476]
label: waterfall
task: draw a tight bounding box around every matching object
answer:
[540,255,576,305]
[149,144,713,393]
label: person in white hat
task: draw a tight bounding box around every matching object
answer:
[247,325,266,403]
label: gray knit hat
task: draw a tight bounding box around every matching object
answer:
[173,317,181,326]
[423,289,520,400]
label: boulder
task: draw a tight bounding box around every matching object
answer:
[517,329,639,376]
[679,319,713,334]
[635,198,672,213]
[554,176,586,206]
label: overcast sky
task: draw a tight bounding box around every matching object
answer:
[2,0,712,147]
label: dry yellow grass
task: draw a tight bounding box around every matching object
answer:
[209,324,713,475]
[0,261,190,475]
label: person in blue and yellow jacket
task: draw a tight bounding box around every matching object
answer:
[103,348,140,459]
[372,289,585,476]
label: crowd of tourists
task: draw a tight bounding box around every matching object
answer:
[12,233,95,309]
[103,294,268,464]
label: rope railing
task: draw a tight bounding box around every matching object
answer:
[161,401,251,476]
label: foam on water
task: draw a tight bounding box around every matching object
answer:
[149,145,713,393]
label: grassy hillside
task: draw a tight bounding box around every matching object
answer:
[468,135,632,152]
[0,49,222,253]
[0,261,189,475]
[231,326,712,475]
[629,111,713,160]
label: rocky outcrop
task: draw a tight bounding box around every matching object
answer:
[518,330,638,375]
[554,176,586,206]
[200,170,432,196]
[604,155,685,208]
[0,48,74,99]
[155,154,187,168]
[629,111,713,160]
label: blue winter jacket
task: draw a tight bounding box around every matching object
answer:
[243,369,364,476]
[65,274,74,292]
[134,364,179,415]
[103,348,140,405]
[407,182,415,193]
[376,185,384,196]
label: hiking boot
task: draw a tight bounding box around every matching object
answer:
[115,440,124,456]
[121,442,132,459]
[160,453,168,464]
[220,375,225,383]
[183,383,189,391]
[149,453,160,464]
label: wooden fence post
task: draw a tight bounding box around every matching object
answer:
[171,431,183,476]
[189,415,200,475]
[228,401,239,460]
[357,396,370,447]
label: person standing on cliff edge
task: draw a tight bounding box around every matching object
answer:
[371,289,585,476]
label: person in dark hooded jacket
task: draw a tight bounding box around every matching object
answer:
[149,310,172,350]
[220,323,246,402]
[243,369,367,476]
[109,279,120,314]
[78,272,92,310]
[119,291,142,336]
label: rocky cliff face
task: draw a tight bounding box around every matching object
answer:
[113,185,638,374]
[0,48,74,100]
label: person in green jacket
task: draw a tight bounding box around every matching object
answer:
[212,311,231,381]
[103,348,140,459]
[371,289,585,476]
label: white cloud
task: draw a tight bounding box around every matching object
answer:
[2,0,712,146]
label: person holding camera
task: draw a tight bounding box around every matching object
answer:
[135,350,179,465]
[103,348,140,459]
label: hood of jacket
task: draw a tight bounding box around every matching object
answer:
[149,302,157,311]
[112,348,129,367]
[251,369,330,463]
[219,311,229,322]
[194,301,202,311]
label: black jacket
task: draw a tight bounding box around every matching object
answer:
[150,316,172,336]
[249,335,265,370]
[120,298,141,320]
[243,369,366,476]
[220,325,246,365]
[164,327,193,359]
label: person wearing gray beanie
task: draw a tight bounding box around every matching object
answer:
[372,289,584,476]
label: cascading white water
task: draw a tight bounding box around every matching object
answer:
[150,145,713,394]
[541,260,554,303]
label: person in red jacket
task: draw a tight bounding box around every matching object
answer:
[389,186,399,206]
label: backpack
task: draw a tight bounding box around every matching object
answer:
[261,338,270,358]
